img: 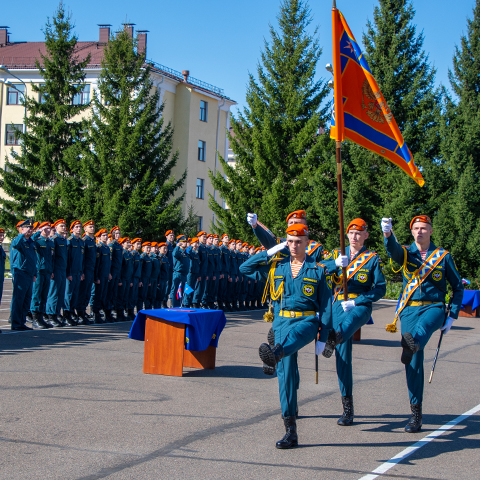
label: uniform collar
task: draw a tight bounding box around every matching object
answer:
[409,241,436,255]
[346,244,367,260]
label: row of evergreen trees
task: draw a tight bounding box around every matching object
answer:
[210,0,480,282]
[0,3,195,239]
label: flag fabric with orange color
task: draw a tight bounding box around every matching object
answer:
[330,8,424,187]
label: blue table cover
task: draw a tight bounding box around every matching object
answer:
[462,290,480,311]
[129,308,227,351]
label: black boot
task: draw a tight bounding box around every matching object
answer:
[127,308,136,320]
[192,303,199,309]
[276,416,298,449]
[267,327,275,347]
[259,343,284,375]
[104,309,115,323]
[46,314,63,328]
[76,311,91,326]
[116,309,126,322]
[401,332,420,365]
[338,395,354,426]
[93,312,104,324]
[32,312,49,329]
[63,311,77,326]
[405,403,422,433]
[26,311,33,323]
[322,330,343,358]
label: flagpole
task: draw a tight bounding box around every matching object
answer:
[332,0,349,298]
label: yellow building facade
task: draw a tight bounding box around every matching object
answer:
[0,25,235,232]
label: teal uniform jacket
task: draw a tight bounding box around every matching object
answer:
[121,249,134,282]
[66,236,85,276]
[212,246,221,276]
[109,241,123,278]
[220,244,230,276]
[253,222,324,262]
[165,241,174,276]
[197,244,209,276]
[158,254,170,281]
[322,245,386,397]
[83,235,97,274]
[240,250,332,418]
[172,246,190,275]
[32,232,55,275]
[94,243,111,282]
[51,233,68,274]
[205,245,215,278]
[0,244,5,303]
[46,233,68,316]
[150,253,161,284]
[384,234,463,405]
[11,234,37,277]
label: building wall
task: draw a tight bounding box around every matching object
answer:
[0,69,235,231]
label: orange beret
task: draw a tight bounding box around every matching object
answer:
[38,221,51,229]
[286,210,307,223]
[191,237,199,243]
[347,218,367,233]
[213,234,219,239]
[95,228,107,237]
[16,221,23,228]
[0,228,5,234]
[32,221,40,230]
[118,237,129,245]
[70,220,81,231]
[110,226,120,234]
[242,242,249,247]
[150,242,157,247]
[165,230,174,236]
[142,242,151,247]
[83,220,95,228]
[131,238,142,244]
[187,238,192,243]
[286,223,309,236]
[207,233,214,238]
[52,219,66,228]
[410,215,432,229]
[176,234,187,242]
[157,242,167,248]
[221,233,229,239]
[228,239,236,245]
[249,245,255,249]
[236,240,243,244]
[255,247,262,252]
[123,237,131,243]
[197,231,207,236]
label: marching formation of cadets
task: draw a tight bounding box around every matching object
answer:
[6,219,268,332]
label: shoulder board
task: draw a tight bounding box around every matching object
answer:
[316,262,326,268]
[402,245,410,250]
[68,236,73,240]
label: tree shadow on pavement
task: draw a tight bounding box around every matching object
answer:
[183,364,273,380]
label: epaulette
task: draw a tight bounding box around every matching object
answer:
[316,262,326,268]
[68,236,73,241]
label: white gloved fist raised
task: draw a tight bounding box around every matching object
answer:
[342,299,356,312]
[315,341,326,355]
[441,316,455,334]
[381,217,392,233]
[266,241,287,257]
[247,213,257,227]
[335,255,349,268]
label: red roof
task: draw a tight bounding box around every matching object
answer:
[0,41,106,69]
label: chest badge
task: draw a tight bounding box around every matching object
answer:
[357,272,368,283]
[432,271,442,281]
[303,284,315,296]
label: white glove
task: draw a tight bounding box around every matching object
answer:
[315,341,326,355]
[381,217,392,233]
[247,213,257,227]
[266,241,287,257]
[335,255,349,268]
[441,316,455,334]
[342,299,356,312]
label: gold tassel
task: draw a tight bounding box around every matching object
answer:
[385,317,398,333]
[263,304,274,323]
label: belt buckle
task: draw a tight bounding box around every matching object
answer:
[290,311,295,318]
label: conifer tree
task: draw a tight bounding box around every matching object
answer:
[208,0,329,242]
[435,0,480,279]
[84,29,186,238]
[0,2,90,232]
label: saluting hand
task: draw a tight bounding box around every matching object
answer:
[247,213,257,227]
[51,273,54,279]
[81,274,85,281]
[381,217,393,235]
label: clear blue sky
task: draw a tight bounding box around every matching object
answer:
[1,0,476,113]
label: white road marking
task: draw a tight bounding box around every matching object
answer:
[358,403,480,480]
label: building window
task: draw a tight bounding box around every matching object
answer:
[39,84,48,104]
[72,84,90,105]
[5,124,23,145]
[7,84,25,105]
[198,140,206,162]
[197,216,203,231]
[196,178,204,199]
[200,100,208,122]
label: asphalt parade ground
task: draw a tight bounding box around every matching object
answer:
[1,279,479,480]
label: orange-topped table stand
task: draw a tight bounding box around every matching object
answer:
[143,315,216,376]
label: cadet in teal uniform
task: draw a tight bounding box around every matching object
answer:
[106,226,123,322]
[227,240,239,311]
[210,235,222,308]
[184,237,200,307]
[147,243,160,310]
[248,210,325,263]
[31,222,55,329]
[118,238,134,319]
[137,242,153,312]
[164,230,175,305]
[10,220,37,331]
[218,234,231,310]
[193,232,208,308]
[46,220,68,326]
[382,215,463,433]
[128,239,143,318]
[240,223,332,449]
[322,218,386,426]
[92,229,111,324]
[0,228,5,314]
[78,220,96,325]
[201,234,215,307]
[155,242,170,308]
[170,235,190,307]
[64,221,85,324]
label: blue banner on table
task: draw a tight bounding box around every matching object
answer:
[129,308,227,351]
